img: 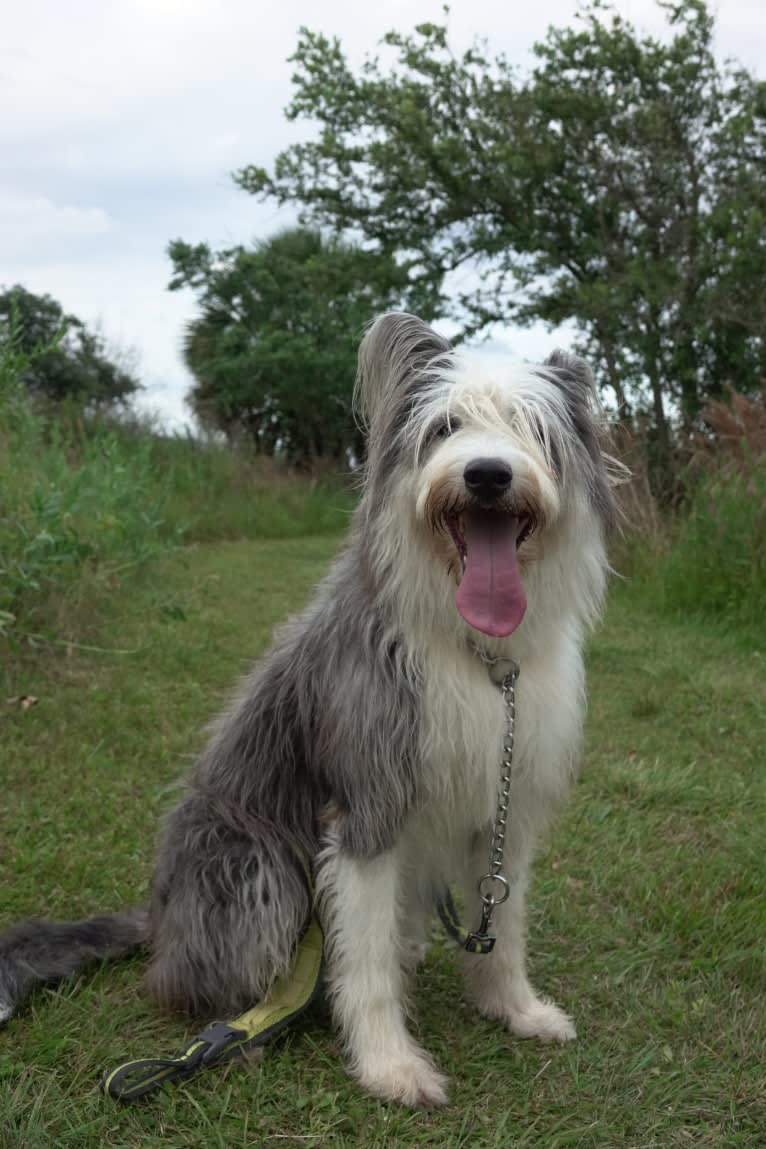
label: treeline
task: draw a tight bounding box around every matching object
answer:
[179,0,764,492]
[167,227,433,466]
[0,285,139,407]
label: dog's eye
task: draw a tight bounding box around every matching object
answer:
[528,413,561,473]
[428,417,461,444]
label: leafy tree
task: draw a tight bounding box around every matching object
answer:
[0,285,139,406]
[238,0,766,491]
[168,226,439,464]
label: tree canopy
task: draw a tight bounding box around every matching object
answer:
[239,0,766,488]
[0,285,139,406]
[169,226,437,464]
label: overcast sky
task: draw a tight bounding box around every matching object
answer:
[2,1,763,427]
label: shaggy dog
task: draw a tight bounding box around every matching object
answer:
[0,313,615,1107]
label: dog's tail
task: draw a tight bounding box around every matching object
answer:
[0,908,149,1023]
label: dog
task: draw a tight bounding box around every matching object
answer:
[0,313,616,1107]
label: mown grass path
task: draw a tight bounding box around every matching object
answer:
[1,539,765,1148]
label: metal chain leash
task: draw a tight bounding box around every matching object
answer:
[465,655,520,952]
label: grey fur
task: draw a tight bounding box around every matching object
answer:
[355,312,452,501]
[145,542,423,1015]
[0,911,148,1020]
[538,350,617,531]
[0,313,612,1026]
[355,311,451,430]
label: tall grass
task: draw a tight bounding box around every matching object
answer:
[618,390,766,637]
[134,430,356,543]
[0,336,353,639]
[0,345,173,635]
[658,461,766,630]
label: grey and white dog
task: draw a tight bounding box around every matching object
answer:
[0,313,616,1106]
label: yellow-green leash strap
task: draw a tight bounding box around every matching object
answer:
[100,916,323,1101]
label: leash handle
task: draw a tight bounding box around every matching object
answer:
[100,1022,246,1100]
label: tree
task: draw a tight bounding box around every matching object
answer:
[168,226,439,464]
[238,1,766,492]
[0,285,139,406]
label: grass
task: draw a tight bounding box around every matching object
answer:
[1,537,765,1148]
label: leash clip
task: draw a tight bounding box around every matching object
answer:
[196,1021,247,1066]
[464,897,498,954]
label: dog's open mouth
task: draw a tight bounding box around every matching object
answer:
[445,509,534,638]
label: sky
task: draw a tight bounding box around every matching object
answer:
[2,0,764,428]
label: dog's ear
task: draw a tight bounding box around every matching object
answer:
[355,312,450,428]
[542,350,598,403]
[542,349,623,527]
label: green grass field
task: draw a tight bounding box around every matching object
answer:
[1,537,765,1148]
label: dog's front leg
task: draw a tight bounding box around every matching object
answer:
[461,831,576,1043]
[318,846,448,1107]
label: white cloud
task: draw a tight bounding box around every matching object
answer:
[0,195,112,261]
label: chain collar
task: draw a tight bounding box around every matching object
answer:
[465,649,520,953]
[471,645,519,687]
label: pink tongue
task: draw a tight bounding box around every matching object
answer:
[455,511,527,637]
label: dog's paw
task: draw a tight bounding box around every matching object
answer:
[475,989,576,1043]
[357,1050,449,1108]
[505,998,577,1043]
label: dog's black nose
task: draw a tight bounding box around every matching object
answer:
[464,458,513,499]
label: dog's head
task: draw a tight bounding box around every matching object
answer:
[356,313,616,638]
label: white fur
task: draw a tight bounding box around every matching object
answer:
[319,343,609,1105]
[316,845,449,1106]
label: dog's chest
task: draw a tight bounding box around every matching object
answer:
[418,650,506,833]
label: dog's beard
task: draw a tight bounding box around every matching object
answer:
[447,509,531,638]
